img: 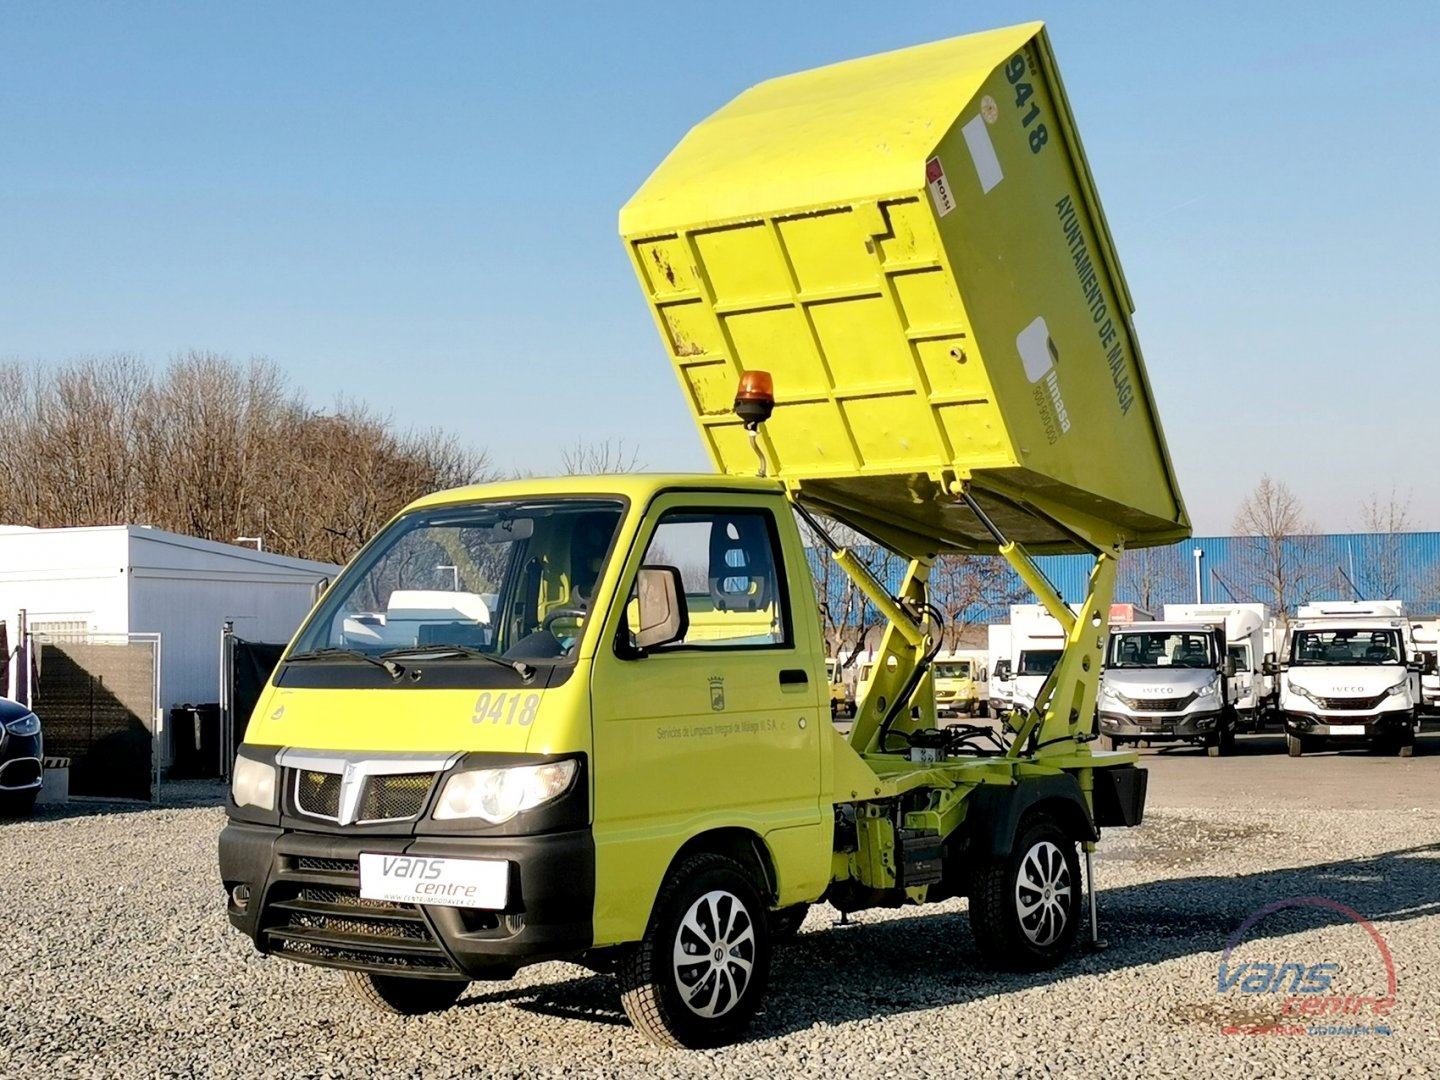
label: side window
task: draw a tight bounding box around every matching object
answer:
[637,509,790,649]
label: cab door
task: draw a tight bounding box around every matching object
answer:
[587,492,827,944]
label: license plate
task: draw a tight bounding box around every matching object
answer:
[359,853,508,909]
[1329,724,1366,736]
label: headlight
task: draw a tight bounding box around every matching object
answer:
[434,760,577,824]
[1289,683,1320,705]
[1384,681,1409,699]
[1098,684,1118,703]
[3,713,40,737]
[232,757,277,812]
[1196,680,1219,699]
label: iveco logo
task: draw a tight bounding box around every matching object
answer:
[1335,686,1364,693]
[1144,687,1177,695]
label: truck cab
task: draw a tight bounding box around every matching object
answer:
[1096,622,1238,755]
[1272,602,1424,757]
[1162,604,1267,732]
[1412,619,1440,716]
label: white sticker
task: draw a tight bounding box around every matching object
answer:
[961,114,1004,194]
[359,853,509,909]
[925,157,956,217]
[1016,316,1057,383]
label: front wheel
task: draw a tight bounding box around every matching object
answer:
[344,971,469,1015]
[1207,722,1236,758]
[618,853,772,1049]
[969,812,1082,973]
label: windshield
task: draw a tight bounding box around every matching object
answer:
[1018,650,1061,677]
[290,498,625,669]
[1107,630,1215,669]
[1290,628,1403,666]
[933,662,973,679]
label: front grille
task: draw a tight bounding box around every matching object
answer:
[359,773,433,821]
[261,855,461,976]
[297,771,342,818]
[1318,693,1387,711]
[291,769,437,824]
[1130,694,1194,712]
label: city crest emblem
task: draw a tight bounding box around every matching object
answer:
[709,675,726,712]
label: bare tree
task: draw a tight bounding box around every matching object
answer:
[1231,475,1325,621]
[1352,487,1414,601]
[1117,544,1193,612]
[0,355,494,565]
[559,439,643,475]
[795,512,895,668]
[930,554,1024,651]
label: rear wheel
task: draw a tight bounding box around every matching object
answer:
[969,811,1081,973]
[618,853,772,1049]
[344,971,469,1015]
[1286,733,1305,758]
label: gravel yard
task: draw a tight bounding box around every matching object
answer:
[3,764,1438,1080]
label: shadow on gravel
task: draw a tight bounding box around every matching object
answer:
[450,840,1440,1039]
[0,779,228,827]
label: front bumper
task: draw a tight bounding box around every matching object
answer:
[219,821,595,979]
[1097,708,1225,742]
[1283,710,1415,741]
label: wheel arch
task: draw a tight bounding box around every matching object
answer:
[963,774,1097,860]
[668,827,779,906]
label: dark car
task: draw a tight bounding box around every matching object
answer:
[0,696,43,817]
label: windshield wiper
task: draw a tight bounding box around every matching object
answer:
[286,648,405,679]
[380,644,534,683]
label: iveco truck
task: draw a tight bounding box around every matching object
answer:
[1270,601,1427,757]
[219,23,1188,1049]
[1096,619,1238,755]
[1164,604,1268,730]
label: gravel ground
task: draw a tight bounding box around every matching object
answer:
[2,783,1437,1079]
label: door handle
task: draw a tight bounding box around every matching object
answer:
[778,669,808,686]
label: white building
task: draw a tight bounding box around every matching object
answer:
[1,525,338,713]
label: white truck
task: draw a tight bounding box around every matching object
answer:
[1411,619,1440,716]
[1008,605,1068,715]
[986,623,1013,716]
[1268,601,1427,757]
[1164,604,1268,731]
[1096,619,1239,756]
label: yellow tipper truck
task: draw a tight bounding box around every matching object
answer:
[219,22,1188,1049]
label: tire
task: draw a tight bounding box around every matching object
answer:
[344,971,469,1015]
[0,790,38,818]
[1286,733,1304,758]
[1207,722,1236,758]
[969,811,1082,973]
[618,853,771,1049]
[768,903,809,943]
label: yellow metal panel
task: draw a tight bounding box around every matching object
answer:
[621,22,1190,553]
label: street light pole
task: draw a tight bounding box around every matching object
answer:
[1192,547,1203,604]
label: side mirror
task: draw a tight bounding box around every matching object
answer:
[1261,651,1278,676]
[1407,655,1425,674]
[1426,653,1439,676]
[1223,658,1236,678]
[632,565,688,652]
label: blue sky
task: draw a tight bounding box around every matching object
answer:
[3,1,1438,534]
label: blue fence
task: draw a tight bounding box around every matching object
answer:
[809,532,1440,623]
